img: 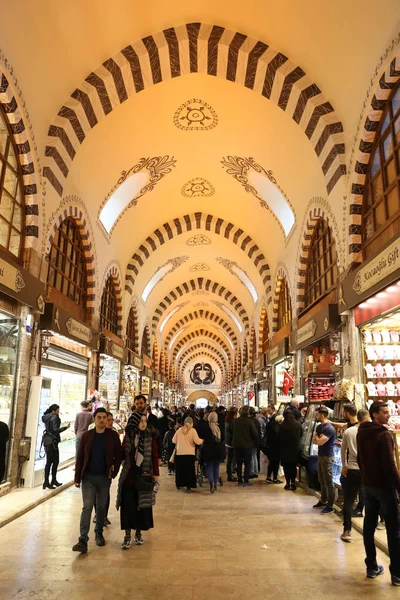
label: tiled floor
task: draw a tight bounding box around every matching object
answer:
[0,470,395,600]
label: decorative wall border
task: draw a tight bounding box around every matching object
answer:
[43,22,345,197]
[125,212,271,302]
[45,197,97,315]
[151,278,250,335]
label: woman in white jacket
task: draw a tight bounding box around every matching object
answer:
[172,417,203,493]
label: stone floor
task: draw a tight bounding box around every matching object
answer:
[0,469,396,600]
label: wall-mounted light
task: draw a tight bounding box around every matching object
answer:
[98,355,105,378]
[40,330,53,360]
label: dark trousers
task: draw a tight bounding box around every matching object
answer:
[95,480,111,519]
[363,485,400,577]
[226,447,236,479]
[0,448,6,483]
[44,445,59,483]
[235,447,252,483]
[317,456,335,507]
[341,469,362,531]
[168,461,175,472]
[79,473,110,543]
[267,459,280,480]
[205,460,220,485]
[283,462,297,485]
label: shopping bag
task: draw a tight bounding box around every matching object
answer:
[260,453,269,475]
[169,449,176,464]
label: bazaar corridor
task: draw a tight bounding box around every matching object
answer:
[0,474,393,600]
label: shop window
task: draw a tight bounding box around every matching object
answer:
[141,326,150,357]
[277,278,291,330]
[47,218,87,308]
[303,219,338,311]
[100,275,119,335]
[126,307,137,352]
[363,82,400,250]
[0,104,25,259]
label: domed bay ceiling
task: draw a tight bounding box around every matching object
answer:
[1,0,397,394]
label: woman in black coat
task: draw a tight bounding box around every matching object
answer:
[279,409,303,490]
[202,412,225,493]
[265,413,283,484]
[42,404,70,489]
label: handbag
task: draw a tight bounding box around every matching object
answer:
[133,473,154,492]
[169,448,176,464]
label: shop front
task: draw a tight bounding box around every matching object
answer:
[141,358,153,401]
[253,354,271,407]
[98,335,124,411]
[24,303,98,487]
[340,236,400,423]
[121,351,142,412]
[151,371,163,406]
[268,338,294,411]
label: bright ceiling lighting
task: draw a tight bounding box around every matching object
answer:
[211,301,243,333]
[99,171,148,234]
[160,306,181,333]
[142,262,174,303]
[249,171,295,236]
[232,264,258,303]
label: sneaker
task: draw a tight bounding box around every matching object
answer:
[104,518,111,526]
[391,575,400,586]
[313,500,326,509]
[321,506,334,515]
[243,482,253,487]
[273,479,283,484]
[121,535,131,550]
[266,478,274,484]
[284,484,291,490]
[135,532,144,545]
[184,488,192,494]
[95,533,106,546]
[366,565,384,579]
[340,530,352,542]
[72,540,88,553]
[376,521,386,531]
[168,471,173,476]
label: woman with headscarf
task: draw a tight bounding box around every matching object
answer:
[42,404,70,489]
[116,411,159,549]
[172,417,203,493]
[202,411,225,493]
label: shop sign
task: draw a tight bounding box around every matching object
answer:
[353,238,399,295]
[111,342,124,361]
[142,354,152,368]
[253,354,267,372]
[269,346,279,361]
[268,337,290,363]
[296,320,317,345]
[65,318,93,344]
[130,352,143,370]
[156,372,162,382]
[0,252,46,311]
[0,257,25,293]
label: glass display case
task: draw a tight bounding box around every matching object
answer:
[274,357,294,403]
[98,356,121,410]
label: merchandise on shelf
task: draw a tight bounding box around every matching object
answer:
[361,321,400,403]
[274,357,294,402]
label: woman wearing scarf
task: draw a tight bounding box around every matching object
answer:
[172,417,203,493]
[202,411,226,493]
[116,411,159,549]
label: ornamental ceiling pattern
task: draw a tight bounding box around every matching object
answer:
[181,178,215,198]
[173,99,218,131]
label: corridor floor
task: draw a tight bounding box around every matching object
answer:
[0,471,395,600]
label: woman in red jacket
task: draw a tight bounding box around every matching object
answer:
[116,411,159,550]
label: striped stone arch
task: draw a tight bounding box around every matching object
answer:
[152,338,159,370]
[296,208,340,313]
[177,342,228,370]
[141,324,151,357]
[235,348,242,375]
[172,330,231,360]
[249,325,257,362]
[152,278,250,334]
[45,201,96,315]
[180,353,226,379]
[164,310,238,348]
[43,23,345,198]
[125,297,140,354]
[242,339,248,367]
[0,70,39,244]
[125,212,271,300]
[348,54,400,261]
[100,262,123,335]
[272,266,292,332]
[159,348,165,375]
[258,305,270,354]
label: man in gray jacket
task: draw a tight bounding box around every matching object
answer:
[74,400,93,457]
[232,405,258,486]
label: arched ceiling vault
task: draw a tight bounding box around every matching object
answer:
[164,310,238,349]
[172,330,232,360]
[180,353,226,378]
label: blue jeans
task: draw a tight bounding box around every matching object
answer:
[79,473,110,543]
[205,460,220,485]
[363,485,400,577]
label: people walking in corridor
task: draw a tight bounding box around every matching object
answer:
[72,407,122,554]
[232,405,258,486]
[42,404,70,489]
[172,417,203,493]
[163,420,176,475]
[280,409,302,490]
[357,402,400,584]
[249,407,261,478]
[74,400,93,458]
[225,407,238,482]
[117,411,159,550]
[0,420,10,483]
[202,411,225,493]
[312,406,336,514]
[266,412,283,484]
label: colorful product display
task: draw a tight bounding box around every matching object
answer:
[362,322,400,407]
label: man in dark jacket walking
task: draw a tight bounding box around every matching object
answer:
[357,402,400,584]
[232,405,258,486]
[73,407,122,553]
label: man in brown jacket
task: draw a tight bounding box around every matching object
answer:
[72,407,122,553]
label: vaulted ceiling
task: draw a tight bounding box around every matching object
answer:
[1,0,398,394]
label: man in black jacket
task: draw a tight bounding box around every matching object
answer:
[357,402,400,584]
[232,406,258,486]
[0,420,9,483]
[73,407,122,554]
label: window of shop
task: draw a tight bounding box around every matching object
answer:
[277,278,291,330]
[126,307,137,352]
[100,276,119,335]
[363,82,400,252]
[303,219,338,311]
[0,104,25,260]
[0,312,19,482]
[141,325,150,357]
[47,218,87,308]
